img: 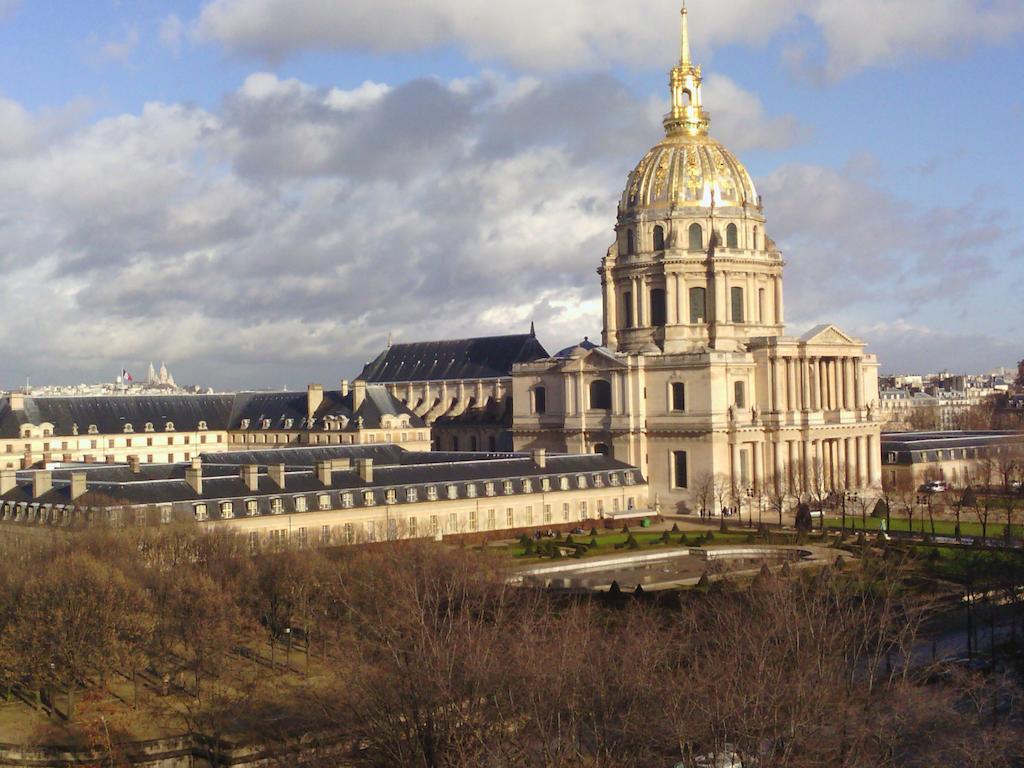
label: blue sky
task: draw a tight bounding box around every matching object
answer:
[0,0,1021,389]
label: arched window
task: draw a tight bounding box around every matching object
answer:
[622,291,634,329]
[626,229,635,255]
[653,225,666,251]
[681,89,692,106]
[589,380,613,411]
[650,288,667,327]
[533,386,547,415]
[451,436,459,451]
[688,223,703,251]
[470,436,479,452]
[726,223,739,249]
[689,287,707,324]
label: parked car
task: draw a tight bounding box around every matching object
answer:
[920,480,948,493]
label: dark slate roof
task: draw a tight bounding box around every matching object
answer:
[433,396,512,428]
[200,444,407,468]
[0,395,234,438]
[358,334,549,383]
[881,430,1024,465]
[228,386,423,432]
[554,337,601,359]
[0,452,645,516]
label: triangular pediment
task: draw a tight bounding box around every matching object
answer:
[800,324,859,347]
[577,347,628,370]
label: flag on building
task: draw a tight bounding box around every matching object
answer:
[121,368,133,383]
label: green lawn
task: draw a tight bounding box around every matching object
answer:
[825,516,1024,540]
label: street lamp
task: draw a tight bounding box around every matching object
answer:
[745,487,756,529]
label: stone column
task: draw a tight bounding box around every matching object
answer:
[667,274,678,325]
[638,277,648,328]
[715,272,727,324]
[732,442,742,489]
[854,357,863,410]
[801,439,812,490]
[771,359,782,413]
[603,271,616,340]
[868,434,881,487]
[801,359,811,412]
[857,436,868,489]
[752,441,764,491]
[676,275,685,325]
[773,441,784,493]
[630,281,640,329]
[787,441,798,489]
[836,438,847,490]
[774,277,784,325]
[844,358,854,411]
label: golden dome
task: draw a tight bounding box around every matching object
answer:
[621,135,758,214]
[620,3,758,216]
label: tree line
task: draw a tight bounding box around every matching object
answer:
[0,528,1020,766]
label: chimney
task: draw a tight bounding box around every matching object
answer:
[332,458,352,471]
[341,379,350,397]
[69,472,88,501]
[356,458,374,483]
[316,460,333,486]
[128,455,141,474]
[33,471,52,499]
[186,458,203,495]
[307,384,324,423]
[268,463,286,489]
[0,469,16,495]
[105,454,116,464]
[7,392,24,411]
[353,380,367,412]
[241,465,259,492]
[532,449,546,469]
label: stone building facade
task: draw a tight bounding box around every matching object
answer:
[0,445,649,547]
[511,6,883,514]
[0,384,428,470]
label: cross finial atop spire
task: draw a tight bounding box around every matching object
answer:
[680,2,691,65]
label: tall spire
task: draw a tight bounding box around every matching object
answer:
[664,2,710,138]
[680,2,691,65]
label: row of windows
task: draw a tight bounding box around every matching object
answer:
[194,471,638,520]
[621,285,767,329]
[622,223,757,255]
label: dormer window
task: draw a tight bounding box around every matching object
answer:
[522,479,533,494]
[198,421,208,431]
[270,498,284,514]
[559,477,570,491]
[541,478,551,492]
[446,485,458,500]
[246,500,259,516]
[294,496,307,512]
[363,491,376,506]
[72,424,80,436]
[194,504,208,522]
[503,481,514,495]
[261,419,271,430]
[406,488,417,503]
[144,422,154,433]
[284,418,294,429]
[220,501,234,519]
[577,475,587,489]
[385,489,397,504]
[624,472,636,486]
[427,486,438,501]
[123,424,134,434]
[88,425,99,435]
[466,484,478,499]
[341,492,354,509]
[593,474,604,488]
[484,482,496,497]
[240,419,251,429]
[165,422,175,432]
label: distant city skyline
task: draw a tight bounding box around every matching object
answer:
[0,0,1021,389]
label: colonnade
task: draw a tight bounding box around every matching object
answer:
[730,433,880,494]
[770,355,864,413]
[609,272,784,331]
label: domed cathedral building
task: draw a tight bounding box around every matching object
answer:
[512,5,884,513]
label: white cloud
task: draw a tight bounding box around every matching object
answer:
[159,15,185,54]
[98,26,140,64]
[193,0,1024,78]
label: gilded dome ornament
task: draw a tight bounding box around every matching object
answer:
[619,2,758,216]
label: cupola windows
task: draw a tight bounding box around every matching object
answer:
[726,223,739,249]
[589,380,613,411]
[689,287,707,324]
[653,225,665,251]
[688,223,703,250]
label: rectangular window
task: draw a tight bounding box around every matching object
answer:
[486,509,496,530]
[673,451,688,489]
[623,292,634,328]
[525,505,534,525]
[734,381,747,409]
[650,288,667,327]
[406,488,418,503]
[543,504,552,523]
[447,484,458,500]
[321,524,330,543]
[220,501,234,519]
[613,498,621,512]
[294,496,307,512]
[194,504,208,521]
[249,531,260,554]
[533,387,547,415]
[739,450,750,487]
[159,505,172,525]
[541,478,551,492]
[485,482,496,497]
[430,515,439,535]
[522,479,533,493]
[731,286,745,324]
[506,507,514,527]
[579,501,587,519]
[689,287,707,324]
[448,512,458,532]
[671,382,686,412]
[562,503,570,521]
[363,491,376,506]
[427,486,438,501]
[341,492,354,508]
[503,481,514,495]
[344,523,355,544]
[408,517,417,537]
[466,484,477,498]
[318,494,330,510]
[469,510,478,531]
[296,527,308,548]
[385,489,397,504]
[271,498,284,514]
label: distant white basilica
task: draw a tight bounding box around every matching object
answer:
[511,5,883,512]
